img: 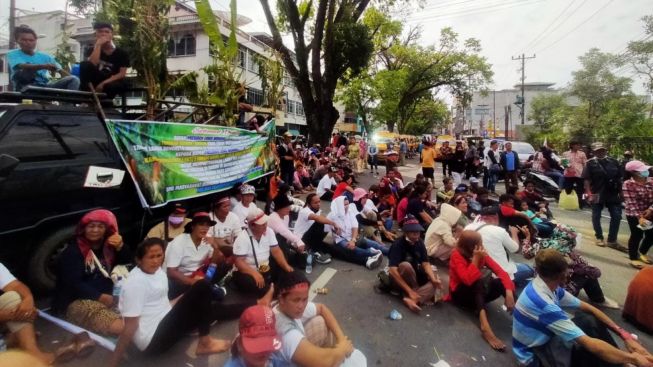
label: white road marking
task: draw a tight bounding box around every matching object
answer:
[309,267,338,301]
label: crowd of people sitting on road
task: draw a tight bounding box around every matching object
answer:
[3,132,653,367]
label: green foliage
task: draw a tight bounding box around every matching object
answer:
[53,24,76,72]
[69,0,101,14]
[255,52,285,111]
[103,0,173,118]
[331,21,374,79]
[166,0,243,124]
[568,48,631,121]
[403,97,450,135]
[626,15,653,117]
[524,49,653,162]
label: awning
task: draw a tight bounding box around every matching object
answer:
[288,129,301,136]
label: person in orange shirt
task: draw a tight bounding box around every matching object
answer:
[421,140,437,186]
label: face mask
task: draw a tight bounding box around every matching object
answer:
[640,170,650,178]
[168,216,185,225]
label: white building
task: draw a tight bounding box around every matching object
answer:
[0,3,357,135]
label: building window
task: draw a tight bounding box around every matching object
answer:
[238,47,247,68]
[296,102,304,116]
[0,56,4,73]
[287,100,296,114]
[247,51,259,74]
[168,34,196,57]
[246,88,265,106]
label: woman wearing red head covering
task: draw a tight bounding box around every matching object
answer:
[52,209,132,336]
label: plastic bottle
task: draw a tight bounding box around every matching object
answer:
[305,252,313,274]
[205,263,217,280]
[112,276,123,303]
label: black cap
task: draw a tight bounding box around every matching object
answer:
[93,22,113,30]
[273,194,292,211]
[480,205,499,216]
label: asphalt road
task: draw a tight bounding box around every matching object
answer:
[29,157,653,367]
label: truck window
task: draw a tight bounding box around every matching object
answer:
[0,112,110,162]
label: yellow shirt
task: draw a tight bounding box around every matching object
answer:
[421,147,436,168]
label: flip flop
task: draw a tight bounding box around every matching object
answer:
[74,331,96,358]
[54,341,77,364]
[630,260,646,270]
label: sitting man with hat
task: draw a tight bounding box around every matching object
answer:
[232,208,294,297]
[164,212,228,299]
[385,215,443,313]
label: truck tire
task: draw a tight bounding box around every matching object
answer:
[29,226,75,293]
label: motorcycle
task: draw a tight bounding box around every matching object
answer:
[522,169,561,200]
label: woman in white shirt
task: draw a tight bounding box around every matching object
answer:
[109,238,231,367]
[233,184,258,228]
[207,195,243,257]
[273,270,367,367]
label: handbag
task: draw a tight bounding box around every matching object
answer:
[249,235,271,284]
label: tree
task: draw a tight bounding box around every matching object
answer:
[626,15,653,117]
[568,48,632,123]
[102,0,173,118]
[372,27,492,133]
[336,73,377,134]
[527,94,568,132]
[256,52,286,114]
[69,0,102,14]
[402,97,450,135]
[259,0,379,145]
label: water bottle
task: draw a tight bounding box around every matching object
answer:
[112,276,123,302]
[305,252,313,274]
[205,263,217,280]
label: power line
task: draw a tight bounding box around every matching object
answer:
[407,0,544,22]
[519,0,581,52]
[536,0,615,53]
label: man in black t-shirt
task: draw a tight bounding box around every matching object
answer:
[582,142,624,248]
[79,22,130,99]
[277,131,296,187]
[387,215,442,313]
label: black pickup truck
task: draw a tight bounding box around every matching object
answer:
[0,93,214,293]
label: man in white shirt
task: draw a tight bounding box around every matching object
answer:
[269,194,332,267]
[206,195,242,257]
[232,208,294,297]
[0,262,53,364]
[465,206,534,288]
[317,167,338,201]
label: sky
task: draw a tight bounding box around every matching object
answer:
[2,0,652,95]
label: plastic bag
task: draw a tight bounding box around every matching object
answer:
[559,190,580,210]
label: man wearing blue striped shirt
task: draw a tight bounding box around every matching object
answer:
[512,249,653,367]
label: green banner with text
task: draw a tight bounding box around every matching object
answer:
[105,119,276,208]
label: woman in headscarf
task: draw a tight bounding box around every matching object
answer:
[53,209,132,336]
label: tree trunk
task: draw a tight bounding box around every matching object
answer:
[307,102,339,146]
[386,121,395,132]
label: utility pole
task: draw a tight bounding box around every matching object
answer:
[512,53,536,125]
[492,90,496,138]
[9,0,16,49]
[504,106,509,139]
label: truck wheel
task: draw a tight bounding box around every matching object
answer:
[29,226,75,293]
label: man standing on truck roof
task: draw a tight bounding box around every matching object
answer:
[79,22,130,99]
[7,25,80,92]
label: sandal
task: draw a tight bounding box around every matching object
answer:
[54,341,77,364]
[630,260,646,269]
[74,331,96,358]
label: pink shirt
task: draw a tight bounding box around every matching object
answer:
[267,212,305,249]
[562,150,587,178]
